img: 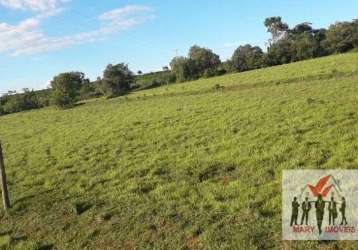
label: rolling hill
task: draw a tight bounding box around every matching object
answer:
[1,52,358,249]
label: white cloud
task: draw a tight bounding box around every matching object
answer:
[100,5,152,21]
[0,4,154,56]
[0,0,69,12]
[99,5,154,35]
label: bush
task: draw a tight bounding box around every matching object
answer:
[0,89,51,115]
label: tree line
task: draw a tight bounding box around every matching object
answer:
[1,17,358,115]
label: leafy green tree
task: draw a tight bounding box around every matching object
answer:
[353,19,358,48]
[51,72,86,108]
[221,60,235,73]
[0,88,52,115]
[291,22,313,34]
[170,46,221,81]
[2,93,25,113]
[188,45,221,76]
[101,64,134,98]
[290,32,316,61]
[170,56,199,82]
[231,45,264,72]
[312,28,328,57]
[264,17,289,44]
[79,80,97,100]
[323,21,357,53]
[267,38,293,65]
[266,21,327,65]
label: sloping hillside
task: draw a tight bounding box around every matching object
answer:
[1,53,358,249]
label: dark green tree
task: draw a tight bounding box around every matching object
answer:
[291,22,313,35]
[231,44,264,72]
[312,28,328,57]
[101,64,134,98]
[291,32,316,61]
[323,21,358,53]
[79,80,97,100]
[264,17,289,44]
[267,38,293,65]
[170,56,199,82]
[51,72,86,108]
[188,45,221,76]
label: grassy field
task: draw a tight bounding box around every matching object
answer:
[1,52,358,249]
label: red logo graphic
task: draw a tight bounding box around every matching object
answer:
[307,175,333,197]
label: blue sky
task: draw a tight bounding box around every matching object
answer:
[0,0,358,94]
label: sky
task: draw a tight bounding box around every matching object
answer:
[0,0,358,94]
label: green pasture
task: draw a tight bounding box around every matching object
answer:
[1,53,358,249]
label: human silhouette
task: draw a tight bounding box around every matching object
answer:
[340,197,348,225]
[315,194,325,234]
[328,197,337,225]
[290,197,300,226]
[300,197,311,225]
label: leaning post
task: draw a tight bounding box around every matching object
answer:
[0,141,10,211]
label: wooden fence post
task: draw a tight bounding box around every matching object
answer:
[0,142,10,211]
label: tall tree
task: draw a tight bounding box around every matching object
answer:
[231,45,264,72]
[312,28,328,57]
[323,21,358,53]
[266,38,294,65]
[266,20,328,65]
[51,72,86,108]
[264,17,289,44]
[290,32,316,61]
[188,45,221,76]
[101,64,134,98]
[291,22,313,35]
[170,56,198,82]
